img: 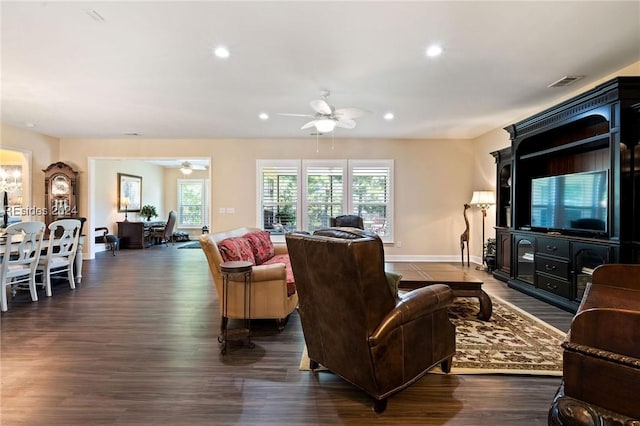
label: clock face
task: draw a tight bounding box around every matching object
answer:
[51,175,70,196]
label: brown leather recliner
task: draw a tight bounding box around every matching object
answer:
[549,264,640,425]
[286,227,456,413]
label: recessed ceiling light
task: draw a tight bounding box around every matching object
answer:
[259,112,269,121]
[25,122,36,128]
[213,46,230,59]
[426,44,443,58]
[383,112,394,121]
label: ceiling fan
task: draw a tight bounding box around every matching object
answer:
[279,91,369,133]
[179,161,206,175]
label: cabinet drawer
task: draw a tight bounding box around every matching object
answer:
[537,237,570,258]
[535,274,571,299]
[535,255,570,280]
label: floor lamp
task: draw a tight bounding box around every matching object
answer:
[470,190,495,270]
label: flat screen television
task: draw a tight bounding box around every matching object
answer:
[530,170,608,235]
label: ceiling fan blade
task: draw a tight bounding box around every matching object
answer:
[334,107,369,119]
[335,119,356,129]
[277,112,315,117]
[310,99,333,115]
[301,120,317,130]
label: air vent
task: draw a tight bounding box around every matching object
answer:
[84,9,106,22]
[547,76,585,88]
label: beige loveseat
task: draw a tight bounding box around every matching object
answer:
[200,227,298,331]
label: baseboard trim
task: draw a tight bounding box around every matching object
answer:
[385,254,483,264]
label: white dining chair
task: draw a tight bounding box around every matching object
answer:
[1,221,46,312]
[36,219,81,297]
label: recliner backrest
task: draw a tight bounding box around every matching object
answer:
[286,229,395,387]
[330,214,364,229]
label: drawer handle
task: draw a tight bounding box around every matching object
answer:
[546,245,557,251]
[546,282,558,290]
[544,264,557,271]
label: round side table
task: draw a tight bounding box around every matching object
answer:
[218,260,254,355]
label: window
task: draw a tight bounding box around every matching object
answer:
[349,160,393,238]
[303,161,346,232]
[177,179,209,228]
[257,160,299,234]
[257,159,393,242]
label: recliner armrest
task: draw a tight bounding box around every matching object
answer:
[369,284,453,346]
[570,308,640,360]
[562,341,640,369]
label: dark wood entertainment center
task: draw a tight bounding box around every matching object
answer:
[491,77,640,312]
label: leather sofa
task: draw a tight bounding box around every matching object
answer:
[200,227,298,331]
[549,264,640,425]
[286,227,456,413]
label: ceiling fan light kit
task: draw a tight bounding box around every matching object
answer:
[180,162,193,175]
[311,119,336,133]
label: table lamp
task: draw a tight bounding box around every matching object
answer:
[122,197,130,222]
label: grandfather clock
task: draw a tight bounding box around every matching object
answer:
[43,162,79,227]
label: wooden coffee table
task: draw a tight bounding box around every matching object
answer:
[386,262,493,321]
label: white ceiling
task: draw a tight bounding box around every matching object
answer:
[2,1,639,140]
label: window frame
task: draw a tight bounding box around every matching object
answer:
[301,159,347,232]
[348,159,394,242]
[256,159,301,236]
[177,178,209,229]
[256,159,393,243]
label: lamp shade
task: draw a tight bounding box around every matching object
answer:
[470,191,495,209]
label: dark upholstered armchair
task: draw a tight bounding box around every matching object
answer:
[149,210,176,246]
[286,228,456,413]
[330,214,364,229]
[549,264,640,425]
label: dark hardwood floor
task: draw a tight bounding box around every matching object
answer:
[1,244,573,425]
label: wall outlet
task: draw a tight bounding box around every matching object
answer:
[226,207,235,214]
[219,207,226,214]
[396,241,402,248]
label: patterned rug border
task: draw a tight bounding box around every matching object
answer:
[299,293,566,376]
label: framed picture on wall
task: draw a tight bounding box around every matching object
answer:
[118,173,142,212]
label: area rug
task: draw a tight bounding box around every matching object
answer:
[178,241,200,249]
[299,294,566,376]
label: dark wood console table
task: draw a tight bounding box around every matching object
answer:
[117,221,165,249]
